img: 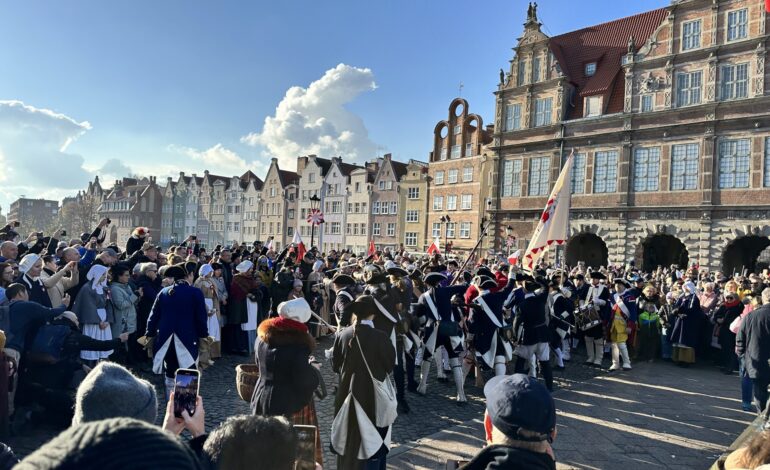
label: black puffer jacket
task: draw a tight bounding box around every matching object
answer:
[460,444,556,470]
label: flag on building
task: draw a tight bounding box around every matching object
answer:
[523,151,575,272]
[367,240,376,257]
[292,231,306,261]
[427,237,441,255]
[766,0,770,13]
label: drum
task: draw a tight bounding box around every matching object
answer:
[574,303,602,332]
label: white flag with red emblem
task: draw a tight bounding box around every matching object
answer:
[426,237,441,255]
[292,231,306,262]
[523,151,574,272]
[508,249,521,266]
[306,209,324,225]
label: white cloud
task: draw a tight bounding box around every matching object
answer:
[168,143,268,177]
[98,158,134,179]
[241,63,379,169]
[0,100,93,193]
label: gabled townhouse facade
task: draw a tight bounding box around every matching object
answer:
[323,158,363,253]
[345,163,376,254]
[260,158,298,251]
[370,154,409,251]
[399,160,430,251]
[296,155,331,248]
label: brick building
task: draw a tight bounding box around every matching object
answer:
[427,99,495,254]
[371,154,408,252]
[399,160,430,251]
[98,177,162,246]
[9,198,59,234]
[490,0,770,273]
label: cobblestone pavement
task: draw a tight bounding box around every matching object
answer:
[388,358,752,470]
[6,340,747,470]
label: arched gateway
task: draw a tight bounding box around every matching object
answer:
[722,236,770,275]
[566,233,608,269]
[637,234,689,272]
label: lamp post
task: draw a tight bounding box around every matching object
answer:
[440,215,451,252]
[309,194,321,249]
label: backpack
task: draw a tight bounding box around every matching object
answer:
[28,323,71,364]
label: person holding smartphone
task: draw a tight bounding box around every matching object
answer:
[145,264,208,396]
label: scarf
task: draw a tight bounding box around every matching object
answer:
[272,317,308,333]
[723,298,740,309]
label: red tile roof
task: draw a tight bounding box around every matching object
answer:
[548,8,668,119]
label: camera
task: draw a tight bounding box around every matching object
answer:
[60,230,67,237]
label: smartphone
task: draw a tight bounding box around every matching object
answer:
[293,425,316,470]
[191,235,197,240]
[36,232,43,238]
[173,368,200,419]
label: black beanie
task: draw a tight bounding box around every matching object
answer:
[15,418,203,470]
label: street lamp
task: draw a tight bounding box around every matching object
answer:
[309,194,321,249]
[440,215,451,252]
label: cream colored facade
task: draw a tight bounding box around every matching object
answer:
[399,160,429,251]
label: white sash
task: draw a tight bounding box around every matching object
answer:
[424,292,440,321]
[614,293,630,319]
[337,290,354,302]
[475,296,503,328]
[372,298,397,323]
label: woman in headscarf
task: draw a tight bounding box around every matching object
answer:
[251,298,321,467]
[194,264,221,361]
[72,264,114,364]
[228,260,260,355]
[668,281,704,367]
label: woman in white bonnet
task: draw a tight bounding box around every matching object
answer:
[72,264,114,365]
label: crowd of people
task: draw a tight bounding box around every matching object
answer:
[0,217,770,469]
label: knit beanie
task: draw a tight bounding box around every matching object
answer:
[72,362,157,426]
[15,418,203,470]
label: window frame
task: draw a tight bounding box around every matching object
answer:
[585,62,597,76]
[682,19,702,51]
[570,153,587,194]
[593,151,619,194]
[447,169,459,184]
[502,159,523,197]
[727,8,748,42]
[720,63,749,101]
[461,194,472,210]
[676,70,702,107]
[447,195,457,211]
[718,138,751,189]
[434,171,444,185]
[633,147,661,192]
[528,156,551,196]
[534,98,552,127]
[462,166,473,182]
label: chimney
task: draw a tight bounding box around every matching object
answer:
[204,170,209,176]
[192,173,197,179]
[179,172,185,178]
[384,153,392,160]
[167,177,172,182]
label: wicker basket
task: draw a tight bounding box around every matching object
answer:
[235,364,259,402]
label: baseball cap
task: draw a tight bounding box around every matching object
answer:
[483,374,555,439]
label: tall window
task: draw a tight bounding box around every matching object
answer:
[532,57,541,82]
[765,138,770,187]
[719,139,751,189]
[682,19,701,51]
[435,171,444,185]
[633,147,661,192]
[453,125,461,135]
[504,104,522,131]
[676,71,702,107]
[671,144,700,190]
[448,169,458,184]
[517,60,527,86]
[465,143,473,156]
[446,223,456,238]
[593,151,618,193]
[372,202,380,214]
[447,195,457,211]
[405,232,417,247]
[570,153,587,194]
[440,147,448,160]
[433,196,443,211]
[406,210,419,223]
[463,166,473,182]
[372,223,381,236]
[534,98,552,127]
[727,9,748,41]
[502,160,523,197]
[584,96,602,117]
[407,187,419,199]
[720,63,749,101]
[380,203,389,215]
[641,94,653,112]
[386,223,396,237]
[528,156,550,196]
[460,222,471,239]
[432,223,441,238]
[451,145,461,159]
[461,194,472,210]
[390,202,397,213]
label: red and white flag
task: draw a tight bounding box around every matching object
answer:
[766,0,770,13]
[427,237,441,256]
[292,231,307,261]
[367,240,376,257]
[508,249,521,266]
[523,151,574,272]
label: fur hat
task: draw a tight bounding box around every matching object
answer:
[277,298,312,324]
[72,362,157,426]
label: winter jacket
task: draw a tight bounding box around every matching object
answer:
[6,300,66,352]
[228,274,260,325]
[736,304,770,380]
[110,282,139,335]
[460,444,556,470]
[40,268,78,309]
[250,318,318,416]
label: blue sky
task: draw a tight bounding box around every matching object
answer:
[0,0,667,211]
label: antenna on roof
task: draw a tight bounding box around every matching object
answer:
[458,82,464,97]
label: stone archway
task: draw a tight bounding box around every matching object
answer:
[638,234,689,272]
[722,236,770,275]
[566,233,608,269]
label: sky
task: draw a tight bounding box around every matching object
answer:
[0,0,668,212]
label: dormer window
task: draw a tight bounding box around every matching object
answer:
[584,96,602,117]
[585,62,597,77]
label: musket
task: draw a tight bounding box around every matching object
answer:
[450,217,495,285]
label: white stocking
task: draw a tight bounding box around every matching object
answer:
[494,356,507,376]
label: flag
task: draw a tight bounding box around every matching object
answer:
[292,231,306,261]
[367,240,376,257]
[766,0,770,13]
[427,237,441,255]
[523,151,574,272]
[508,249,521,266]
[265,238,273,251]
